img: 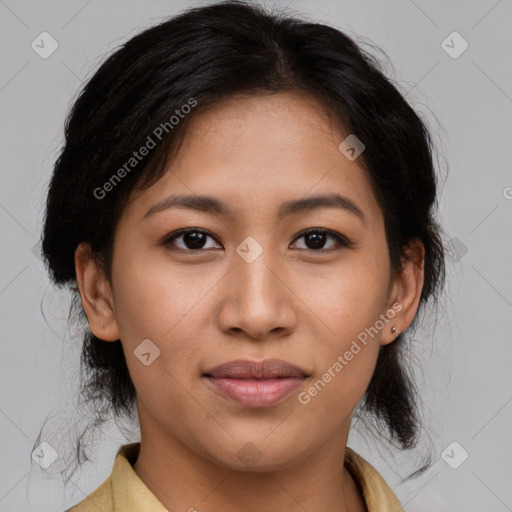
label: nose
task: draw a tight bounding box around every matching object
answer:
[217,250,297,341]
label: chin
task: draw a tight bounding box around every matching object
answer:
[200,437,307,473]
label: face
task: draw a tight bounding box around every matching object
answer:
[80,92,414,471]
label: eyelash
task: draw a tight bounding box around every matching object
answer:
[161,227,354,253]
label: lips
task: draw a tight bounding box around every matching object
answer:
[204,358,308,379]
[203,359,309,408]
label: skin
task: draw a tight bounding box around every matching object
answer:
[75,91,424,512]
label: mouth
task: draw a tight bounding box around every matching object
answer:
[203,359,309,408]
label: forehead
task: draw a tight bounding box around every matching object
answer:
[186,92,342,156]
[122,92,383,231]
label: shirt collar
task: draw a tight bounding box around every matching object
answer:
[111,442,168,511]
[345,446,404,511]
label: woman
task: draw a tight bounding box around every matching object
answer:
[39,1,446,510]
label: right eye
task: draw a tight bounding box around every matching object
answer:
[161,228,223,251]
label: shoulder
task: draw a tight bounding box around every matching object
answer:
[345,447,404,512]
[63,442,167,512]
[64,476,113,512]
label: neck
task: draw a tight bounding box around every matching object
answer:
[132,411,366,512]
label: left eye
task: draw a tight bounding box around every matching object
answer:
[291,228,352,251]
[162,228,352,252]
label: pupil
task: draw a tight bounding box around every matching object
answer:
[185,232,206,249]
[307,232,325,249]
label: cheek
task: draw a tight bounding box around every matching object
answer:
[108,257,203,403]
[296,295,382,427]
[111,262,208,425]
[111,246,216,341]
[303,250,390,341]
[294,251,390,408]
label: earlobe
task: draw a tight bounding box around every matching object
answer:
[381,238,425,346]
[74,242,120,341]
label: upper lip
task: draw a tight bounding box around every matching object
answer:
[204,359,308,379]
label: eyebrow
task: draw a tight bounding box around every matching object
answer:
[143,193,366,224]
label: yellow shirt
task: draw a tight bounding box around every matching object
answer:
[66,442,404,511]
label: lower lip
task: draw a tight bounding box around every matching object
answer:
[204,376,306,408]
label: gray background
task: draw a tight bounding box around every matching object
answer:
[1,1,511,511]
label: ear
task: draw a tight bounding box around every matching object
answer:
[381,238,425,345]
[75,242,120,342]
